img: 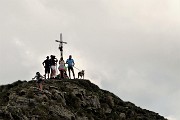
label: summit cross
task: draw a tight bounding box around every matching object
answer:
[55,33,67,58]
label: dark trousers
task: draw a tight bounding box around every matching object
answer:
[60,70,64,79]
[68,66,75,79]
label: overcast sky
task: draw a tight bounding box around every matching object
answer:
[0,0,180,119]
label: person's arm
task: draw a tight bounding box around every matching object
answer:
[73,59,75,66]
[55,58,58,65]
[66,59,68,64]
[32,75,37,80]
[40,74,45,79]
[42,61,45,67]
[56,58,58,62]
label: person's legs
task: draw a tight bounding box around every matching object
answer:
[52,71,55,78]
[68,67,71,79]
[69,67,75,79]
[37,80,40,90]
[50,67,53,78]
[39,83,43,91]
[47,68,50,79]
[44,73,46,79]
[60,70,64,79]
[71,68,75,79]
[47,73,49,79]
[51,66,56,78]
[64,71,68,79]
[53,66,56,78]
[36,79,43,91]
[45,68,48,79]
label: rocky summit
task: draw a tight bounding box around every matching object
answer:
[0,79,167,120]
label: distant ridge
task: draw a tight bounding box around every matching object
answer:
[0,79,167,120]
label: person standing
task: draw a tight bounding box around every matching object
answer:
[58,57,65,79]
[50,55,58,79]
[66,55,75,79]
[42,56,51,79]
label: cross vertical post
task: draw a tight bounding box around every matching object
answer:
[55,33,67,59]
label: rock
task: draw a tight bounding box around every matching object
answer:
[120,113,126,119]
[0,79,167,120]
[31,115,39,120]
[43,90,52,95]
[107,95,114,107]
[16,96,29,105]
[52,89,66,105]
[19,90,26,96]
[49,105,75,119]
[90,95,100,109]
[49,86,58,90]
[105,107,112,113]
[76,116,89,120]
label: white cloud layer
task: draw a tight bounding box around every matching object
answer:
[0,0,180,119]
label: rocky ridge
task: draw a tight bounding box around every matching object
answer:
[0,79,167,120]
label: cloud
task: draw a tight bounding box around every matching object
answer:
[166,116,178,120]
[1,0,180,119]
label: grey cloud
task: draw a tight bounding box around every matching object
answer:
[0,0,180,119]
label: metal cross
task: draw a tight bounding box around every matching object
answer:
[55,33,67,58]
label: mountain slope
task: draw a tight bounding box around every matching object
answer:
[0,79,167,120]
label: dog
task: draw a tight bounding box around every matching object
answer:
[78,70,85,79]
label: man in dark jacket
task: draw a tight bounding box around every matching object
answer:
[42,56,51,79]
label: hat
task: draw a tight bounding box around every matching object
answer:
[36,72,40,74]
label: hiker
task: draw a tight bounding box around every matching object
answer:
[58,57,65,79]
[42,56,51,79]
[50,55,58,79]
[66,55,75,79]
[32,72,44,91]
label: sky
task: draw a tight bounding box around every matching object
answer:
[0,0,180,119]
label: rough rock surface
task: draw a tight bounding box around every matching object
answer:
[0,79,167,120]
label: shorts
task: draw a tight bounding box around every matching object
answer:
[58,66,65,71]
[45,68,50,73]
[51,66,56,70]
[37,79,43,83]
[68,66,74,71]
[59,68,65,71]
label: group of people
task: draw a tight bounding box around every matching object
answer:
[42,55,75,79]
[33,55,76,91]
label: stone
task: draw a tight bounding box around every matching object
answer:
[49,86,58,90]
[0,79,167,120]
[90,95,100,109]
[120,113,126,119]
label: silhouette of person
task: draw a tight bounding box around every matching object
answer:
[66,55,75,79]
[42,56,51,79]
[50,55,58,79]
